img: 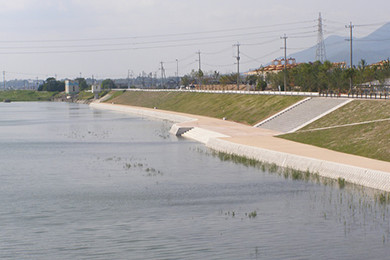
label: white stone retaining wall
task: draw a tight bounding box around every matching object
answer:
[207,138,390,192]
[181,127,230,144]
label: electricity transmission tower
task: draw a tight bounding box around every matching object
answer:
[315,12,326,62]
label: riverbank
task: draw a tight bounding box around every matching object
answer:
[0,90,58,102]
[106,90,390,162]
[105,90,303,125]
[90,102,390,192]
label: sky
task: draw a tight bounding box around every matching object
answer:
[0,0,389,80]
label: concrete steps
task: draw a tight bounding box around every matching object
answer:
[181,127,229,144]
[256,97,352,133]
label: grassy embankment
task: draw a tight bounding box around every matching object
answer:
[281,100,390,162]
[0,90,110,102]
[106,91,303,125]
[107,91,390,162]
[0,90,58,101]
[76,90,110,100]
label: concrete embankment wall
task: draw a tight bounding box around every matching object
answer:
[207,138,390,192]
[90,102,390,192]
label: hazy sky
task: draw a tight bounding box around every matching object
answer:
[0,0,389,80]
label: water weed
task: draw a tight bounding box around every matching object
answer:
[338,178,346,189]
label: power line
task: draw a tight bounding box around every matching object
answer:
[0,27,316,51]
[241,38,279,46]
[203,62,233,68]
[239,49,283,65]
[0,20,316,44]
[202,47,233,55]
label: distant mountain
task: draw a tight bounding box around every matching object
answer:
[291,22,390,65]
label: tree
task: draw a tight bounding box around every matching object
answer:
[246,74,267,91]
[101,79,116,89]
[180,75,191,87]
[257,78,267,91]
[38,77,65,92]
[76,78,89,91]
[266,72,284,90]
[219,73,236,86]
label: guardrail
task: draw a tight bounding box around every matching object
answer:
[113,88,320,97]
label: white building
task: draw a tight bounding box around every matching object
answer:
[91,83,101,93]
[65,80,79,94]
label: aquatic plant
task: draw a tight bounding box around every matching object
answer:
[338,177,346,189]
[291,169,303,180]
[379,193,387,204]
[248,211,257,218]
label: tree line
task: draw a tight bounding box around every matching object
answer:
[266,59,390,93]
[180,59,390,93]
[38,78,117,92]
[38,59,390,93]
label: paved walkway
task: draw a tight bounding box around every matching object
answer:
[256,97,352,133]
[175,111,390,174]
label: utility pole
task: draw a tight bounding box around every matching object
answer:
[160,62,166,88]
[3,71,5,90]
[281,34,288,91]
[196,50,202,88]
[234,43,241,90]
[176,59,179,87]
[176,59,179,78]
[127,69,130,89]
[346,22,354,92]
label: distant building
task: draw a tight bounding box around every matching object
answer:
[91,83,101,93]
[246,59,347,77]
[370,59,390,69]
[65,80,79,94]
[246,58,298,77]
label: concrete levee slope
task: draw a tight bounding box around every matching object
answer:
[257,97,352,133]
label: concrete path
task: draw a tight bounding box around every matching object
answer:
[174,112,390,174]
[256,97,352,133]
[90,102,390,192]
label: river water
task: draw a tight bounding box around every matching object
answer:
[0,102,389,259]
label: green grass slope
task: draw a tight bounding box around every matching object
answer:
[0,90,58,101]
[107,91,304,125]
[281,100,390,162]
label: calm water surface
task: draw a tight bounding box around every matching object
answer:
[0,102,389,259]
